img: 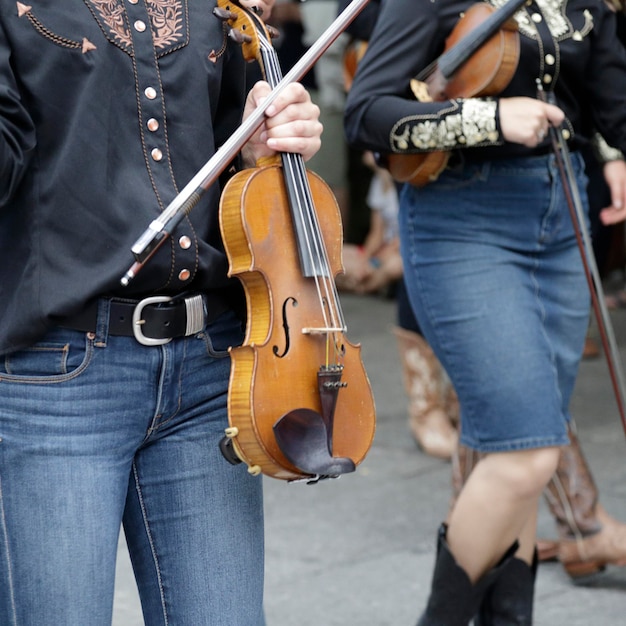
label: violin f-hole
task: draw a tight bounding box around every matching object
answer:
[272,296,297,358]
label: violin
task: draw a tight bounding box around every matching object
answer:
[387,0,527,186]
[215,0,376,483]
[343,38,368,92]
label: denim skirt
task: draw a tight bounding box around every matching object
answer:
[399,153,590,452]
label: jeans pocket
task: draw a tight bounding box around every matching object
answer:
[1,333,94,383]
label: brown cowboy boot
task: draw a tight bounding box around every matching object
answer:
[393,327,458,460]
[544,425,626,578]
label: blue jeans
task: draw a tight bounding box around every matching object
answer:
[0,305,265,625]
[399,153,590,452]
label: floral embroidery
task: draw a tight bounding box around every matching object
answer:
[87,0,132,49]
[491,0,593,42]
[592,132,624,163]
[146,0,184,49]
[86,0,185,53]
[390,100,499,152]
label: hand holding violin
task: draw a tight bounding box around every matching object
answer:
[242,81,323,166]
[498,96,565,147]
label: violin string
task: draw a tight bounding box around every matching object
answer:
[260,40,325,308]
[260,35,346,336]
[285,150,346,334]
[286,143,347,335]
[261,46,347,345]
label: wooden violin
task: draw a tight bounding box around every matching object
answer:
[387,0,527,186]
[343,38,368,92]
[215,0,376,483]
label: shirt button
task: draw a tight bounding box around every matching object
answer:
[145,87,157,100]
[531,12,542,23]
[179,236,192,250]
[542,74,552,84]
[545,54,555,66]
[562,129,571,140]
[178,269,191,282]
[134,20,147,32]
[147,118,159,132]
[151,148,163,161]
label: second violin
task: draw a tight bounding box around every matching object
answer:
[387,0,526,186]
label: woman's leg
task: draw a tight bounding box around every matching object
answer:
[447,448,559,582]
[0,324,155,625]
[122,312,265,626]
[418,450,556,626]
[474,506,539,626]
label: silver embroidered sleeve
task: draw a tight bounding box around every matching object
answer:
[592,132,625,163]
[389,99,500,153]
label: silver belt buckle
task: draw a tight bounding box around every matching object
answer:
[132,296,174,346]
[132,294,206,346]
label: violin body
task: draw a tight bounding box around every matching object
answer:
[387,2,521,186]
[220,162,376,481]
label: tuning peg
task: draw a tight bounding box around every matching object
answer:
[228,28,253,44]
[266,24,280,39]
[212,7,236,21]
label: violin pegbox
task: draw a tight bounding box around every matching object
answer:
[213,0,278,65]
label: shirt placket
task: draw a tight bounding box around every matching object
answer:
[124,0,198,289]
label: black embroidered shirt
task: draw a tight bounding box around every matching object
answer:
[344,0,626,161]
[0,1,247,354]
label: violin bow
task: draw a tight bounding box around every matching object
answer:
[121,0,371,286]
[539,84,626,436]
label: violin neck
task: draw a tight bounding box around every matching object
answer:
[437,0,527,79]
[259,41,330,278]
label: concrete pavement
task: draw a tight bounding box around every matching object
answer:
[113,292,626,625]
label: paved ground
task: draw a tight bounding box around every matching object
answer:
[112,292,626,625]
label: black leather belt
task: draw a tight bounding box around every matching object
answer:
[60,293,229,346]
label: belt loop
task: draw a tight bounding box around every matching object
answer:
[185,294,207,335]
[95,298,111,346]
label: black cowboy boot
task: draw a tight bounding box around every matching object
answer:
[473,549,538,626]
[417,524,519,626]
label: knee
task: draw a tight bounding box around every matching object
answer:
[487,447,561,500]
[526,446,561,488]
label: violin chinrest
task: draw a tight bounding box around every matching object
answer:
[274,409,356,478]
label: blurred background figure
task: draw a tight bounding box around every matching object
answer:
[337,151,403,295]
[299,0,351,224]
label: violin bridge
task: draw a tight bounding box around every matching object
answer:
[301,326,346,334]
